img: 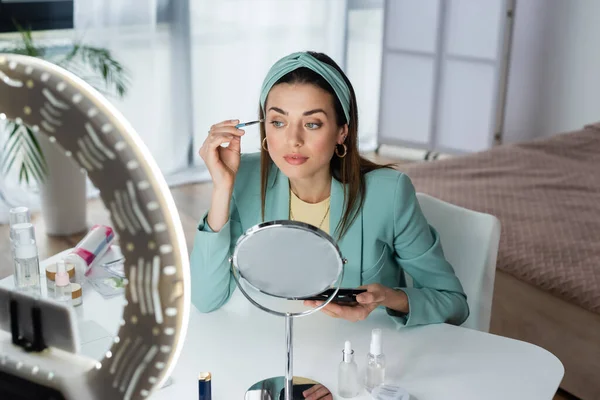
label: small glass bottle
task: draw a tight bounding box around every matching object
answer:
[365,328,386,392]
[54,260,72,305]
[12,222,41,296]
[338,340,360,398]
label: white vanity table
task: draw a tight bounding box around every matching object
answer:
[0,251,564,400]
[156,290,563,400]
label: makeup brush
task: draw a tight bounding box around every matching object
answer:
[235,119,263,129]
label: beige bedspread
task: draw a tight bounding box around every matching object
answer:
[397,123,600,315]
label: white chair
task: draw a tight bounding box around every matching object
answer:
[416,192,501,332]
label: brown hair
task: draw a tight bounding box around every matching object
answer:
[259,51,394,240]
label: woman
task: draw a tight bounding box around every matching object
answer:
[191,51,469,327]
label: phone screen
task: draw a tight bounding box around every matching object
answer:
[299,288,366,305]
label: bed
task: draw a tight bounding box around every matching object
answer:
[395,122,600,400]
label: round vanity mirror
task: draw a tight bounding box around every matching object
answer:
[0,54,189,400]
[234,220,343,294]
[231,220,346,400]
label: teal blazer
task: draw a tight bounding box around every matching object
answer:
[190,153,469,327]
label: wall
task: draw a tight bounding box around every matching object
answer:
[188,0,348,160]
[537,0,600,137]
[503,0,600,143]
[501,0,547,144]
[104,26,191,175]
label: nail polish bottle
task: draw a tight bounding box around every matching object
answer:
[365,328,386,392]
[338,340,360,398]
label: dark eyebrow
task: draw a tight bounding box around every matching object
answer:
[268,107,288,115]
[303,109,327,117]
[267,107,327,117]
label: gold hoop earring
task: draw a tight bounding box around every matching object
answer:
[335,143,347,158]
[262,137,268,152]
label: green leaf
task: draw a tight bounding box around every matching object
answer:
[6,120,20,138]
[19,164,28,186]
[2,123,21,154]
[1,21,129,185]
[21,137,48,183]
[1,151,18,177]
[1,123,48,185]
[4,20,130,100]
[24,126,47,166]
[1,130,23,175]
[21,126,48,175]
[23,165,31,186]
[72,45,131,99]
[12,19,41,57]
[62,43,81,63]
[1,147,18,175]
[23,152,46,184]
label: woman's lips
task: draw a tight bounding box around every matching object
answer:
[284,154,309,165]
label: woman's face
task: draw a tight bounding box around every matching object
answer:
[264,83,348,181]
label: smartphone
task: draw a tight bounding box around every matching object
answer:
[280,383,331,399]
[300,288,366,306]
[0,286,80,354]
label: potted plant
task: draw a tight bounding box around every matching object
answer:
[0,22,129,235]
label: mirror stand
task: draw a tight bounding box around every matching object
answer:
[285,313,293,399]
[230,221,347,400]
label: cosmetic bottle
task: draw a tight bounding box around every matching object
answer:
[12,222,41,295]
[71,283,83,307]
[9,207,31,238]
[8,206,31,263]
[45,262,75,293]
[365,328,386,392]
[338,340,360,398]
[66,224,114,283]
[54,260,72,305]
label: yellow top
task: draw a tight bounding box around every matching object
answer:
[289,189,331,234]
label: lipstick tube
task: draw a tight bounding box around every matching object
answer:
[198,372,211,400]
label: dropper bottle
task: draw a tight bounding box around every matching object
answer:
[338,340,360,398]
[54,259,72,305]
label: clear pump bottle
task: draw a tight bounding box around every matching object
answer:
[365,328,386,392]
[9,207,31,236]
[12,222,41,295]
[338,340,360,398]
[9,207,31,259]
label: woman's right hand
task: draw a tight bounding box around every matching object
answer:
[199,119,245,189]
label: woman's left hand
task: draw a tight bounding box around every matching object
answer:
[302,384,333,400]
[303,283,398,322]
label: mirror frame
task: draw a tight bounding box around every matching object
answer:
[231,220,346,318]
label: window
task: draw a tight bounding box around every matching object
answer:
[0,0,74,32]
